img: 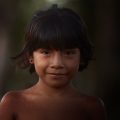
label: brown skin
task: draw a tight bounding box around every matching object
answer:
[0,48,107,120]
[0,89,106,120]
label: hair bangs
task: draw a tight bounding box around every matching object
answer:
[27,14,81,53]
[13,5,93,73]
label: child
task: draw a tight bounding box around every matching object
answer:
[0,4,107,120]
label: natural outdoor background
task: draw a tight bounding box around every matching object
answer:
[0,0,119,120]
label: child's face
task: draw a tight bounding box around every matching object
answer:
[31,48,80,88]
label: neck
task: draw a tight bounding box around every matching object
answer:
[34,79,77,98]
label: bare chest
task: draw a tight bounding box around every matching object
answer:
[14,100,90,120]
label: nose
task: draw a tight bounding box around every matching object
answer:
[50,52,65,69]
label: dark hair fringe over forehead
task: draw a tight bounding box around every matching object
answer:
[24,6,88,55]
[12,4,94,73]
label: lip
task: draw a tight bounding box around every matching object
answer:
[48,73,66,76]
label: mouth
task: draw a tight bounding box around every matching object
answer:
[48,73,67,76]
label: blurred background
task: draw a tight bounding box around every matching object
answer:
[0,0,119,119]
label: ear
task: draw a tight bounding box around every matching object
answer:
[29,57,34,64]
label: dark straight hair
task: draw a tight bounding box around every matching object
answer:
[13,4,94,73]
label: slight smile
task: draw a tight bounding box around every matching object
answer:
[48,73,67,76]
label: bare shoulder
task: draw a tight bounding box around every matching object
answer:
[0,90,24,105]
[81,95,104,107]
[79,94,107,120]
[0,90,24,110]
[0,91,22,120]
[1,91,19,102]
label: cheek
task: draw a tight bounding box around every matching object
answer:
[66,61,79,80]
[67,58,80,73]
[33,59,48,76]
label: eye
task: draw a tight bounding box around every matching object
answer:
[42,50,50,54]
[63,49,76,56]
[39,49,51,55]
